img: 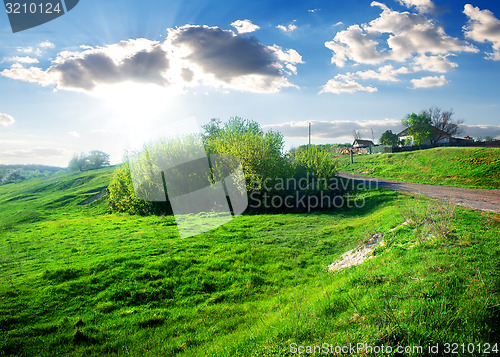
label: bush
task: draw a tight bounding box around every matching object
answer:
[108,163,153,215]
[204,117,290,191]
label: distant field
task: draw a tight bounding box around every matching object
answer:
[337,147,500,189]
[0,167,499,356]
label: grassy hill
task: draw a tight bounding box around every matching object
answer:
[337,147,500,189]
[0,167,499,356]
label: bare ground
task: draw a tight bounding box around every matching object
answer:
[338,172,500,214]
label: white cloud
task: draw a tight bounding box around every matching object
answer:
[397,0,436,14]
[355,64,409,81]
[325,1,477,67]
[0,113,15,126]
[319,74,378,94]
[412,54,458,73]
[277,24,298,32]
[2,56,39,64]
[17,46,34,54]
[231,19,260,34]
[325,25,386,67]
[16,46,42,56]
[68,131,80,138]
[308,9,321,13]
[411,74,448,88]
[1,63,55,86]
[463,4,500,60]
[1,25,302,94]
[39,40,55,48]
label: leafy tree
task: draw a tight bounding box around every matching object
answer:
[87,150,110,169]
[68,153,89,172]
[201,118,222,143]
[402,113,433,146]
[421,106,463,144]
[204,117,289,190]
[379,130,399,146]
[68,151,110,171]
[0,170,25,185]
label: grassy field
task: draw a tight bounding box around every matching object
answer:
[0,168,499,356]
[337,147,500,189]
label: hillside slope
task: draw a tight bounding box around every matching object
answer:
[0,167,114,228]
[0,166,499,356]
[337,147,500,189]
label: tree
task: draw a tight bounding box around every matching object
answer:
[421,106,463,145]
[204,117,289,190]
[68,151,110,171]
[87,150,110,169]
[68,153,88,172]
[402,113,433,146]
[379,130,399,146]
[353,130,361,141]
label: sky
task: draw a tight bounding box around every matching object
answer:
[0,0,499,166]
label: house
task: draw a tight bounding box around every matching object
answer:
[397,126,452,146]
[352,139,375,148]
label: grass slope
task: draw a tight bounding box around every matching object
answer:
[337,147,500,189]
[0,168,499,356]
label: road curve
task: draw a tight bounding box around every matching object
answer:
[338,172,500,214]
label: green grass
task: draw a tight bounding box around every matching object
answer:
[337,147,500,189]
[0,168,499,356]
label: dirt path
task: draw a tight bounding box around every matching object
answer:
[338,172,500,214]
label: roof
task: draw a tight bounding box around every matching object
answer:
[353,139,375,146]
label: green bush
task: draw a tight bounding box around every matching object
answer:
[108,163,153,215]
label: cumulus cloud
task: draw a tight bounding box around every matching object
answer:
[355,64,409,81]
[277,24,298,32]
[411,74,448,88]
[397,0,436,14]
[412,54,458,72]
[1,25,301,94]
[0,113,15,126]
[308,9,321,13]
[231,19,260,34]
[264,118,402,142]
[325,1,477,67]
[39,40,55,48]
[162,25,299,92]
[325,24,385,67]
[319,74,378,94]
[463,4,500,60]
[2,56,39,64]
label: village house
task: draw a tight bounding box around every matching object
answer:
[352,139,375,148]
[397,126,453,146]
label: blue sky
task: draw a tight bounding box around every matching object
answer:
[0,0,499,166]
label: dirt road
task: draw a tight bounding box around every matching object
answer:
[338,172,500,214]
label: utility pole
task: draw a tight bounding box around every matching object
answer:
[308,121,311,150]
[371,128,374,142]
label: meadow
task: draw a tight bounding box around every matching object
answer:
[0,167,499,356]
[337,147,500,189]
